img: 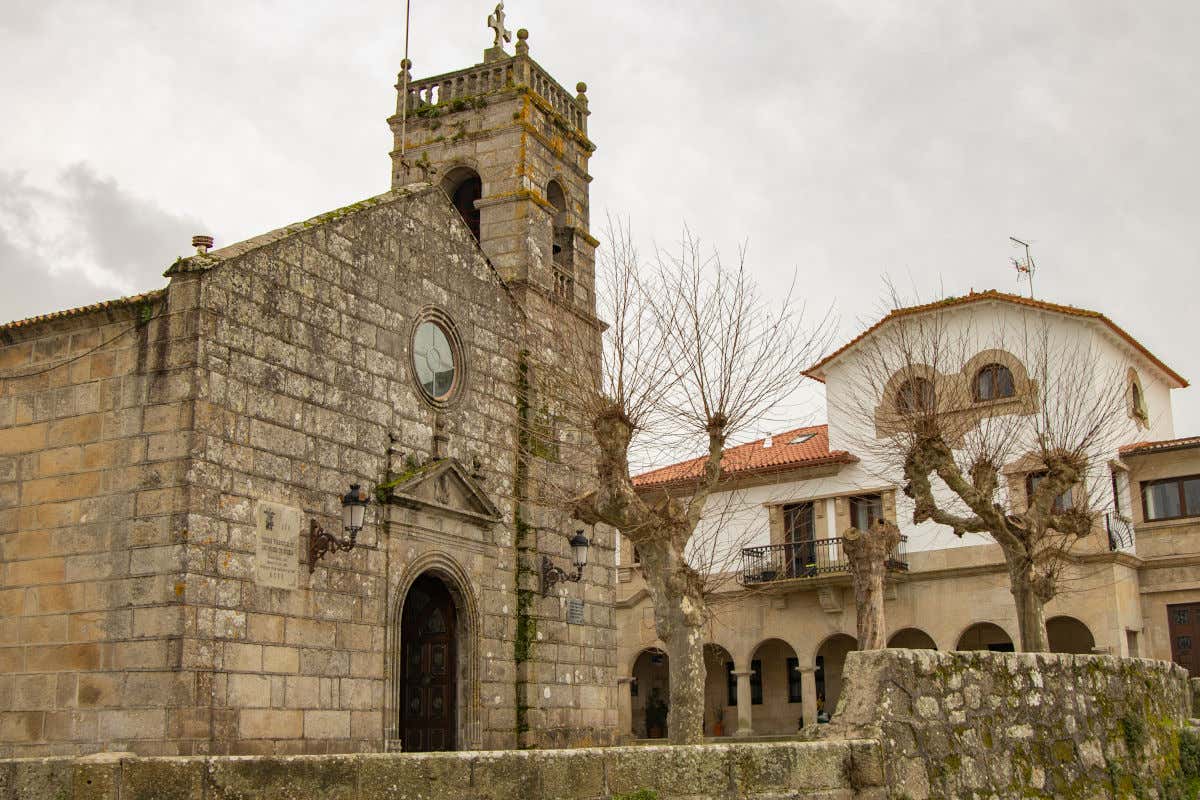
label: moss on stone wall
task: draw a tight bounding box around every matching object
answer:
[823,649,1193,799]
[0,741,879,800]
[611,790,659,800]
[513,351,536,743]
[373,454,438,503]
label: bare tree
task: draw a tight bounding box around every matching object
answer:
[831,289,1129,652]
[540,222,828,743]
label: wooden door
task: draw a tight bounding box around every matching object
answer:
[400,575,457,751]
[1168,603,1200,675]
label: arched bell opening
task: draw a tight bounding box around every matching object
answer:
[441,166,483,241]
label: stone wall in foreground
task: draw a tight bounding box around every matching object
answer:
[824,649,1192,799]
[0,740,885,800]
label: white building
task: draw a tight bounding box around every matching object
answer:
[616,289,1199,740]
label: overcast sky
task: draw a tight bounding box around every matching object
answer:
[2,1,1198,435]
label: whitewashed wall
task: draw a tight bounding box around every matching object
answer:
[683,300,1183,564]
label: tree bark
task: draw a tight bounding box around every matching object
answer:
[574,404,722,745]
[1001,547,1049,652]
[662,611,706,744]
[843,521,901,650]
[633,538,707,745]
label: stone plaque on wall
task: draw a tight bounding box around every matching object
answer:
[255,501,302,589]
[567,598,585,625]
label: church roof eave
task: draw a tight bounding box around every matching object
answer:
[163,183,436,277]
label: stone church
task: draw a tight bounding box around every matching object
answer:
[0,15,615,756]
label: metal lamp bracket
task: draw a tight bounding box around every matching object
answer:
[540,555,582,596]
[308,519,358,573]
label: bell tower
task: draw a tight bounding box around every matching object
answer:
[388,13,615,749]
[388,21,598,318]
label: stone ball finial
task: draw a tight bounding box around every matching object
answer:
[192,235,214,255]
[576,82,587,94]
[400,58,412,69]
[516,28,528,40]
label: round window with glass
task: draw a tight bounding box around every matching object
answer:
[413,320,458,402]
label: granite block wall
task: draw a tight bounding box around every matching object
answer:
[0,288,201,757]
[0,740,886,800]
[824,649,1193,799]
[0,184,617,756]
[0,36,617,758]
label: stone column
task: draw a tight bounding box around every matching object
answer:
[616,676,634,743]
[800,667,818,729]
[732,669,755,737]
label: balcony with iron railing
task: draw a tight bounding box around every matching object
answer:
[741,536,908,586]
[1106,513,1135,552]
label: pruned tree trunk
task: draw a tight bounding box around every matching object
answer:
[556,224,827,746]
[1002,547,1049,652]
[843,520,901,650]
[662,613,706,745]
[638,541,707,745]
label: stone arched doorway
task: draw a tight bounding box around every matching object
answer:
[388,556,481,752]
[702,644,734,737]
[814,633,857,721]
[956,622,1014,652]
[888,627,937,650]
[631,648,669,739]
[1047,616,1096,654]
[399,573,458,751]
[747,638,803,735]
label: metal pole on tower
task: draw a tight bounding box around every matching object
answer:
[399,0,413,164]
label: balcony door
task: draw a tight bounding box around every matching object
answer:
[1169,603,1200,675]
[783,502,815,577]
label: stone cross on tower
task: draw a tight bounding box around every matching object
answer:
[487,3,512,48]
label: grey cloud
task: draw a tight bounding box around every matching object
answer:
[0,228,101,324]
[0,1,1196,433]
[0,165,203,324]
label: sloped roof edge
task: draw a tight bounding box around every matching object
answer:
[805,289,1187,389]
[0,289,166,335]
[633,424,856,490]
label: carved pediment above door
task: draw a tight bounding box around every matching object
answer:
[380,458,502,529]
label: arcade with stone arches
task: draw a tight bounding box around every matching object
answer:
[621,614,1099,740]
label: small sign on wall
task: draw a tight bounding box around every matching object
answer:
[255,502,302,589]
[567,599,585,625]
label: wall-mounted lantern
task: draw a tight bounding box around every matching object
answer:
[541,529,590,595]
[309,484,370,573]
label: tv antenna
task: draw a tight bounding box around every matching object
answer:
[1009,236,1036,299]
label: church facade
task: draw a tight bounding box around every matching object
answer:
[0,22,615,756]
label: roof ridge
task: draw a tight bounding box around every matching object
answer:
[806,289,1186,388]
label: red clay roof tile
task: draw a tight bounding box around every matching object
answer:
[633,424,855,489]
[1119,436,1200,456]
